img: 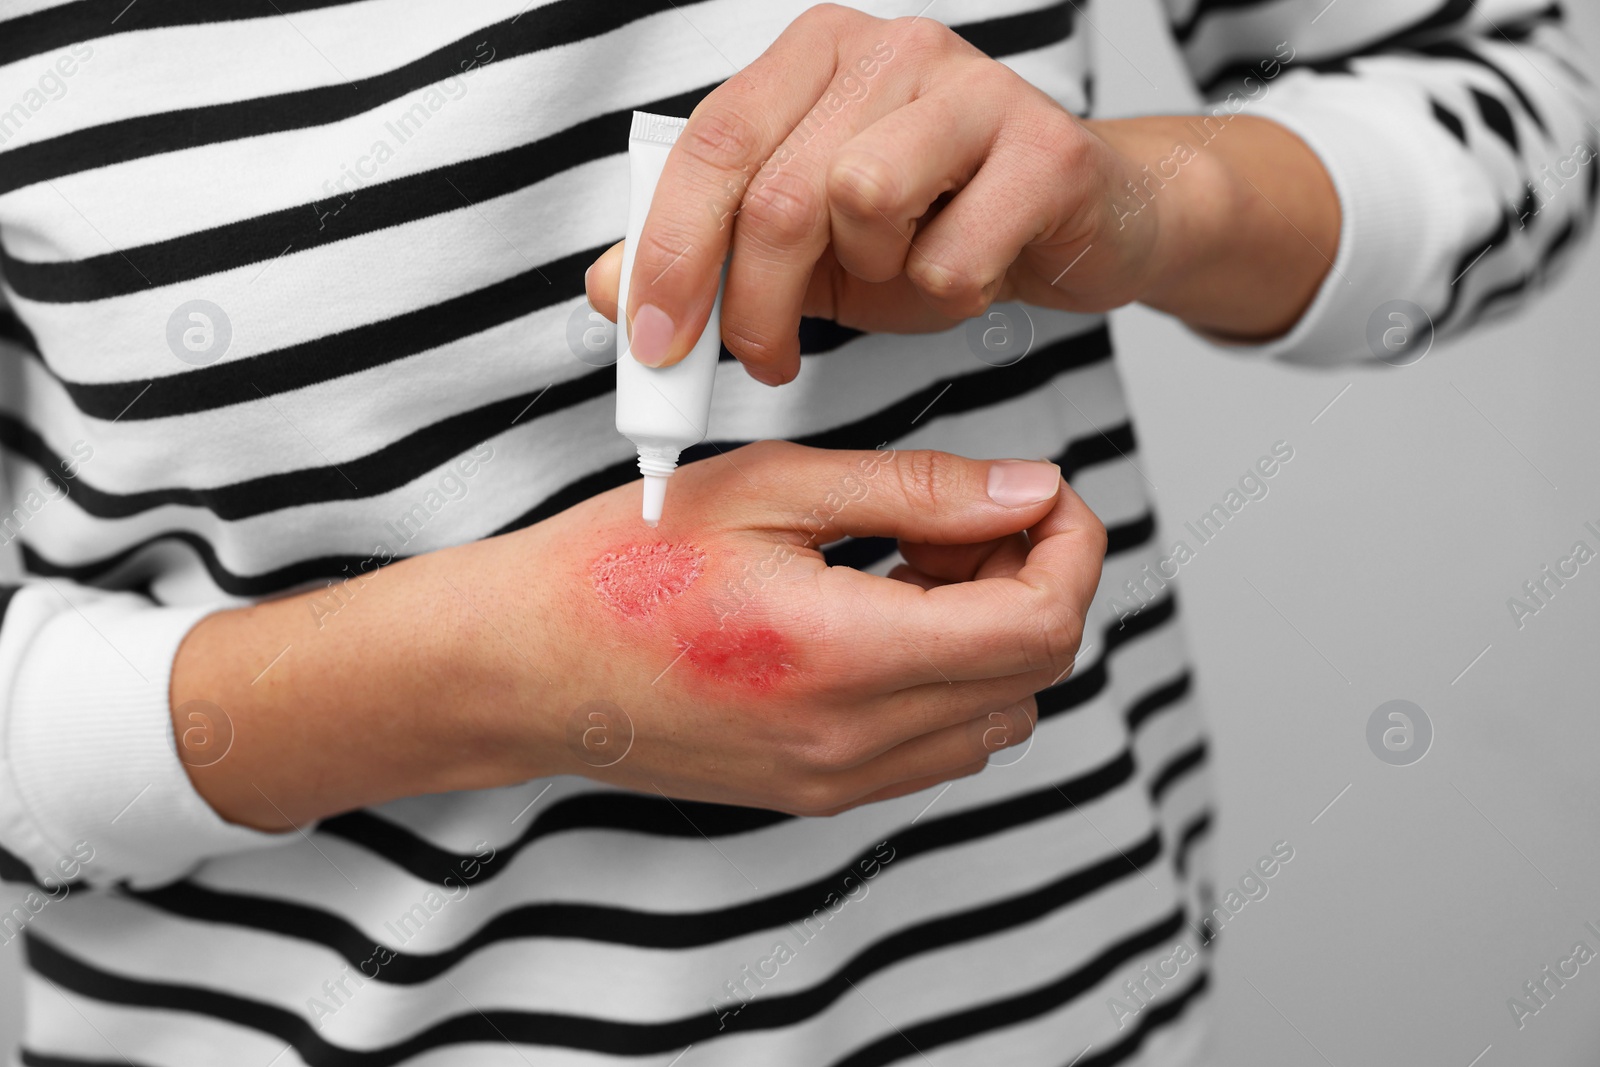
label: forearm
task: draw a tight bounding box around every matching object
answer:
[171,537,546,832]
[1089,115,1340,342]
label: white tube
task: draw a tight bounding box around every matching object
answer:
[617,111,726,527]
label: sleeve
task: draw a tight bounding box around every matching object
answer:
[0,321,296,892]
[1167,0,1600,363]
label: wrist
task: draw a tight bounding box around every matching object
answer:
[1083,115,1243,316]
[174,536,556,831]
[397,534,567,789]
[1082,114,1336,340]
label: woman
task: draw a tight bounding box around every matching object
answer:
[0,1,1592,1064]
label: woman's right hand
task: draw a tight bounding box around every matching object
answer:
[174,442,1104,829]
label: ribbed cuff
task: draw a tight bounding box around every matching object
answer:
[1221,76,1499,364]
[3,588,296,888]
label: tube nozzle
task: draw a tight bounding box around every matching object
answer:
[641,474,669,527]
[634,443,681,527]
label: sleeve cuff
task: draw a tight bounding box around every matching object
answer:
[1217,74,1500,364]
[2,587,297,888]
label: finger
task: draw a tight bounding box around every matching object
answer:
[807,759,987,817]
[723,23,985,379]
[973,536,1031,581]
[801,250,963,333]
[1011,477,1108,627]
[623,8,859,369]
[584,241,624,321]
[898,533,1027,584]
[826,88,995,285]
[719,46,928,382]
[730,441,1063,548]
[886,563,947,591]
[842,672,1055,764]
[906,117,1086,320]
[819,698,1036,811]
[833,478,1105,683]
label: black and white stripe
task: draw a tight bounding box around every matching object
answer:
[0,0,1591,1062]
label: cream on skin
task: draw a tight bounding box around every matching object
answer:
[616,112,730,527]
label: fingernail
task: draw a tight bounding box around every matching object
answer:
[987,460,1061,507]
[629,304,675,367]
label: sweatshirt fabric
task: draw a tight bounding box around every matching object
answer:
[0,1,1592,1064]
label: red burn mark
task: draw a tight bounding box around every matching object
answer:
[681,628,793,689]
[590,542,707,620]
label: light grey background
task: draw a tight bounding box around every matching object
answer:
[1099,2,1600,1063]
[2,3,1597,1062]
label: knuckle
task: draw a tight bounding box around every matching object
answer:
[1052,116,1096,169]
[1084,510,1108,557]
[890,449,951,513]
[1030,595,1086,672]
[956,758,989,780]
[681,104,764,174]
[909,256,991,319]
[1014,698,1041,732]
[1031,121,1094,202]
[1012,699,1039,742]
[1043,115,1090,171]
[887,15,956,59]
[827,153,900,223]
[801,2,856,28]
[718,316,789,366]
[976,701,1036,757]
[790,728,860,774]
[740,169,824,248]
[782,775,849,816]
[633,226,698,287]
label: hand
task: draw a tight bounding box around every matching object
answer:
[175,444,1105,826]
[485,442,1104,815]
[585,5,1158,384]
[584,5,1338,378]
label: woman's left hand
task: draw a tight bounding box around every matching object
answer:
[586,4,1339,383]
[584,5,1171,385]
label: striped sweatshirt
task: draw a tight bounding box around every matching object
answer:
[0,1,1593,1064]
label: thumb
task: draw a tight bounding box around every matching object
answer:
[748,442,1064,548]
[584,241,624,322]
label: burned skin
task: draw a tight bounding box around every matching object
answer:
[588,541,794,688]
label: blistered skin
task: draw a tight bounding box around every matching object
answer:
[590,542,707,620]
[680,628,793,690]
